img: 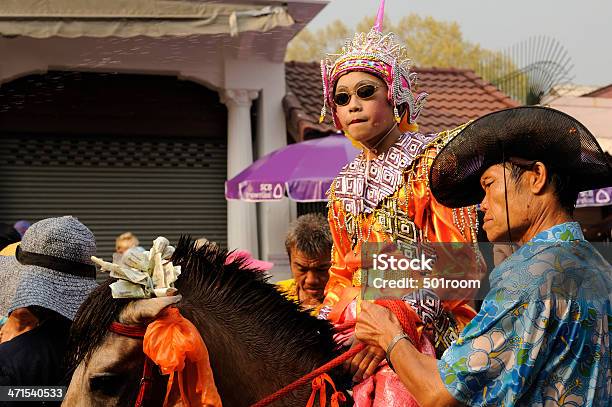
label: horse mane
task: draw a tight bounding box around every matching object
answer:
[67,237,338,380]
[171,237,338,370]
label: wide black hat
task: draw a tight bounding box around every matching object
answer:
[429,106,612,208]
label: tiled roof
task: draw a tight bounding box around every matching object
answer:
[284,61,519,141]
[583,83,612,98]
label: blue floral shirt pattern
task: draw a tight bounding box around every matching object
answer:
[438,222,611,406]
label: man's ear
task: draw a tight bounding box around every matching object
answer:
[528,161,548,194]
[286,246,293,263]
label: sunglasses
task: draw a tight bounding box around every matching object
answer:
[333,84,379,106]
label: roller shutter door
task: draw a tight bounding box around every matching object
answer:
[0,134,227,261]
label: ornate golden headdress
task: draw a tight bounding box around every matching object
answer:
[320,0,427,128]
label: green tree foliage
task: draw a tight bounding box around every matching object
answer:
[285,19,351,62]
[286,14,514,76]
[393,14,486,69]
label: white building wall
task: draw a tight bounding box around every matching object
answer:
[222,58,291,274]
[0,37,291,270]
[0,0,329,276]
[548,96,612,153]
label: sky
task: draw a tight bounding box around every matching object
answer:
[305,0,612,87]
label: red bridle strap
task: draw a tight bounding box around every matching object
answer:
[109,321,153,407]
[110,322,148,338]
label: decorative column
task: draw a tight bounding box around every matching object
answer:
[255,79,292,274]
[221,89,259,255]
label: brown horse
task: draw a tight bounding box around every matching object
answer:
[63,238,348,406]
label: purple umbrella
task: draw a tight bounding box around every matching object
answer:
[225,133,360,202]
[576,187,612,208]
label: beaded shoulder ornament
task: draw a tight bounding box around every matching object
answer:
[327,124,480,253]
[320,0,428,129]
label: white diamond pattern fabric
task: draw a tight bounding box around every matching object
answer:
[331,132,436,216]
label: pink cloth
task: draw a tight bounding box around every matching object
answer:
[352,336,435,407]
[225,250,274,271]
[333,301,436,407]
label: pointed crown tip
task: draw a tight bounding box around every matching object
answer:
[373,0,386,32]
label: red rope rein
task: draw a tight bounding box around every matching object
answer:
[374,299,420,348]
[250,342,366,407]
[250,298,420,407]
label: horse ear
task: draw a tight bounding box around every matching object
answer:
[118,294,182,326]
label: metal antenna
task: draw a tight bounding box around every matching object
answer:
[478,36,574,105]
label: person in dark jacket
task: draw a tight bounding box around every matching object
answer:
[0,306,71,386]
[0,224,20,253]
[0,216,98,393]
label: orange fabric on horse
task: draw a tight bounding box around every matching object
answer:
[143,306,222,407]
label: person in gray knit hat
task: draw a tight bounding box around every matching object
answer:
[0,216,98,387]
[0,216,98,321]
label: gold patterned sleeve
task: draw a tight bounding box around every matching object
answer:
[408,129,479,244]
[408,129,482,315]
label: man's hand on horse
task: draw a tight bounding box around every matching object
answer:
[355,301,404,350]
[343,339,385,382]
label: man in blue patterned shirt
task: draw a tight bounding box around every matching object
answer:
[355,107,611,406]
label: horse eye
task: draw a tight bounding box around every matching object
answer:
[89,373,124,396]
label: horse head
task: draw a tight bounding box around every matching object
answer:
[64,293,182,406]
[63,238,345,406]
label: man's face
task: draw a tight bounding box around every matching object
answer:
[479,164,530,242]
[289,247,331,307]
[334,71,395,143]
